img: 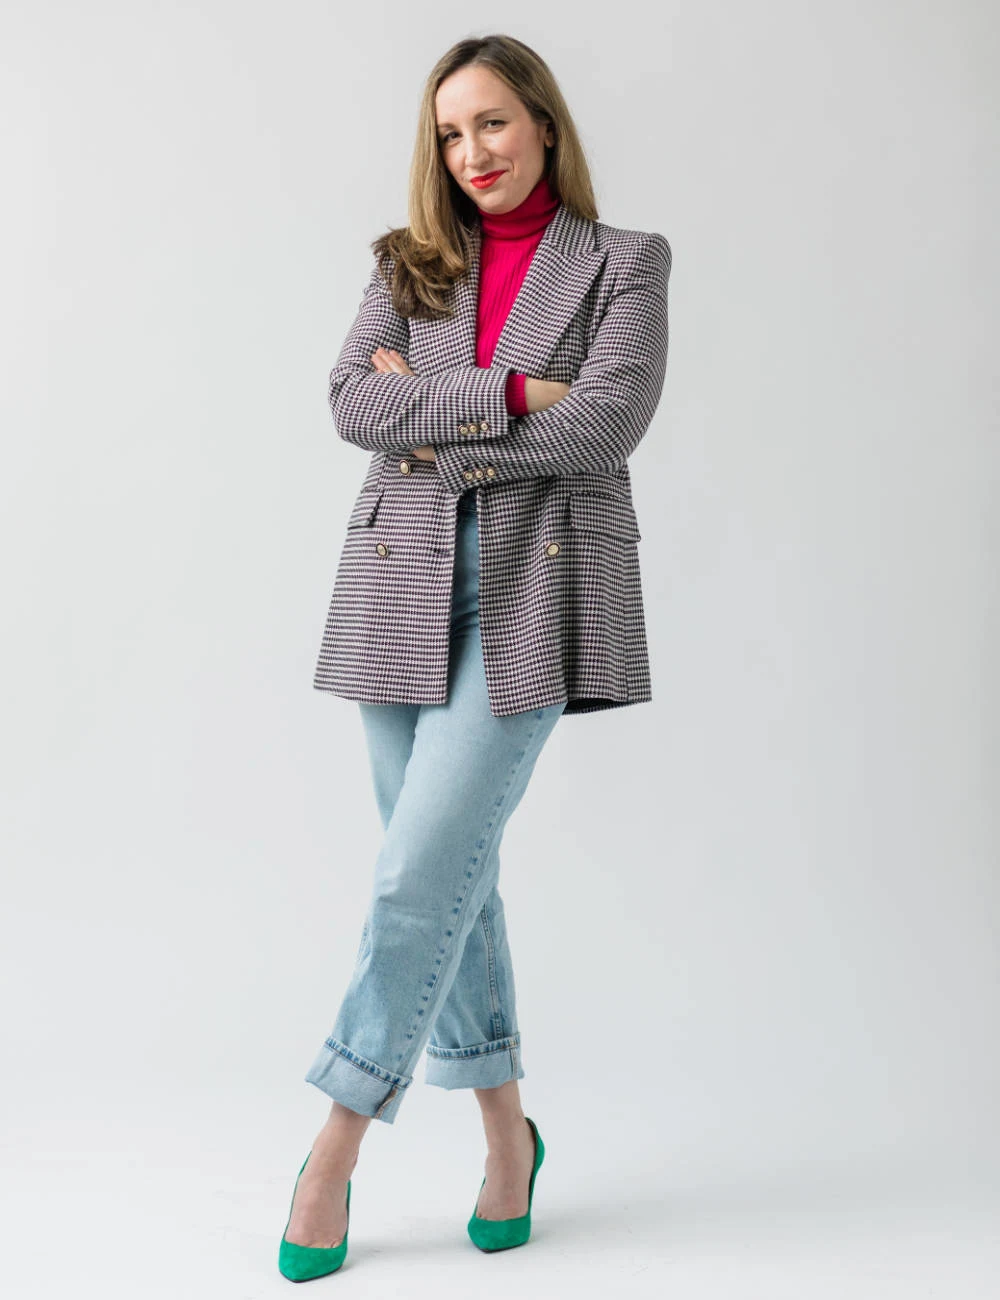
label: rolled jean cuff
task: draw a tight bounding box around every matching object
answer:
[423,1033,524,1091]
[304,1036,412,1124]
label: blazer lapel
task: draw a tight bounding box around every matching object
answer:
[444,202,607,375]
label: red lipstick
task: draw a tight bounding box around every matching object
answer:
[470,170,504,189]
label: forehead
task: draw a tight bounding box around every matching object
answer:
[435,65,515,120]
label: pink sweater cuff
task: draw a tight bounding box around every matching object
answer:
[504,371,529,417]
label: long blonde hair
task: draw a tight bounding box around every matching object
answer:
[371,34,598,321]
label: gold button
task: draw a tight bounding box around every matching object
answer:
[459,423,469,434]
[375,542,388,557]
[485,467,496,477]
[398,459,410,474]
[463,470,475,482]
[545,541,560,557]
[474,467,485,479]
[480,420,489,432]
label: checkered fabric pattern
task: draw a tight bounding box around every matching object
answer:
[313,201,671,717]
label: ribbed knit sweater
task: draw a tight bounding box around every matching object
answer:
[474,172,561,418]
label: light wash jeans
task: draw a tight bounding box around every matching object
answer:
[304,490,567,1123]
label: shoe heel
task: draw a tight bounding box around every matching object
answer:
[467,1115,545,1252]
[278,1152,351,1281]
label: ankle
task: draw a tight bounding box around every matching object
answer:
[483,1115,532,1158]
[309,1133,360,1178]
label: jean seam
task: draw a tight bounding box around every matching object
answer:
[479,900,506,1040]
[374,1085,400,1119]
[355,913,371,964]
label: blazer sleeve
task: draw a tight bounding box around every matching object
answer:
[433,233,671,494]
[328,261,518,452]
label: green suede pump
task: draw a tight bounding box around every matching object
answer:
[278,1153,350,1281]
[467,1115,545,1252]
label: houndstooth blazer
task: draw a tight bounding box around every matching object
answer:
[312,200,671,717]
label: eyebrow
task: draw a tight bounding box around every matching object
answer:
[436,107,507,130]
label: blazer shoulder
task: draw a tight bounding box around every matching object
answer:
[593,221,671,268]
[592,222,672,288]
[363,246,397,292]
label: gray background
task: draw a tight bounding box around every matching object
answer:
[2,2,996,1296]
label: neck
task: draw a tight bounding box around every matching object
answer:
[478,172,561,240]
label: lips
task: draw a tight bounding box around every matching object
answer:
[470,171,504,189]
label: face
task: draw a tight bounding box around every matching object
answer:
[435,64,555,214]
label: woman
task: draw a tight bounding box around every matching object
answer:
[279,33,671,1279]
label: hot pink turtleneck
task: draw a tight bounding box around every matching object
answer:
[474,172,561,418]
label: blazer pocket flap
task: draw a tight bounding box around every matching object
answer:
[346,489,384,528]
[569,492,642,542]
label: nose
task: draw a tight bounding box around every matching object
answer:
[464,146,491,174]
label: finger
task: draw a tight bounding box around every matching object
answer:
[374,348,398,373]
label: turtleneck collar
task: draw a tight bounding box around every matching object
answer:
[478,172,561,240]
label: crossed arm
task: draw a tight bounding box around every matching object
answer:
[370,347,568,457]
[327,232,672,492]
[326,264,518,452]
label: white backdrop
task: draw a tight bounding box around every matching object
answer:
[2,2,997,1297]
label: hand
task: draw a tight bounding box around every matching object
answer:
[370,348,435,460]
[371,347,414,376]
[523,377,571,414]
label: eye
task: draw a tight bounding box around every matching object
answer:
[438,119,505,144]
